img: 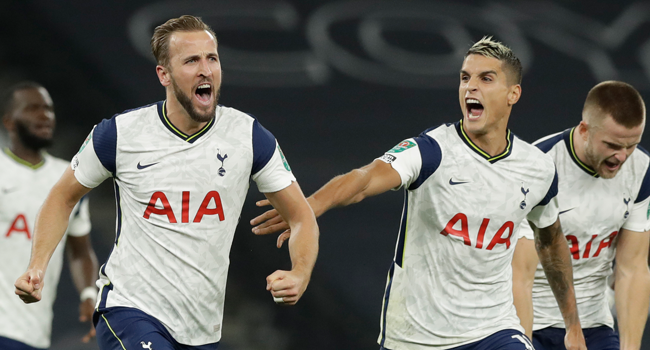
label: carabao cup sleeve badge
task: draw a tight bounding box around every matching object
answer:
[388,140,416,153]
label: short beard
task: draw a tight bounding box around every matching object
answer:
[171,76,219,123]
[15,120,53,151]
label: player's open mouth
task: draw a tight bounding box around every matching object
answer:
[195,83,212,105]
[603,159,620,171]
[466,98,484,120]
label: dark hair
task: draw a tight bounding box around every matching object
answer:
[583,81,645,128]
[465,36,522,85]
[1,81,44,117]
[151,15,217,68]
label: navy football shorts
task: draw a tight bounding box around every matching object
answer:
[94,307,219,350]
[0,336,44,350]
[532,326,619,350]
[380,329,535,350]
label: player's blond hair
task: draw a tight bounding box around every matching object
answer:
[465,36,522,85]
[583,81,645,128]
[151,15,217,69]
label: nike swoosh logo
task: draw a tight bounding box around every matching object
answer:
[449,179,470,185]
[137,162,159,170]
[559,208,575,215]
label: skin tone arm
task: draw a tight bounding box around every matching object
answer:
[614,228,650,350]
[531,219,586,350]
[263,182,319,305]
[511,235,539,339]
[66,234,99,342]
[15,167,92,303]
[251,160,402,243]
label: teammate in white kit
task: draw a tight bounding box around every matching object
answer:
[1,82,98,349]
[252,37,587,350]
[13,16,319,350]
[512,81,650,350]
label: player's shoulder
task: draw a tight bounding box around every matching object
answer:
[631,145,650,164]
[413,122,459,150]
[420,122,456,139]
[532,128,571,153]
[92,101,160,137]
[512,134,556,175]
[626,145,650,178]
[216,104,262,131]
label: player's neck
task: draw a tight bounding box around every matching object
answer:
[7,141,43,166]
[571,127,592,168]
[164,98,209,135]
[464,125,508,157]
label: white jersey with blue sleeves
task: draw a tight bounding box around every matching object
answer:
[519,128,650,330]
[71,101,295,346]
[0,150,90,349]
[375,121,559,350]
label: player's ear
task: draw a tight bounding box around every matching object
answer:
[2,113,13,131]
[156,65,171,87]
[577,120,589,141]
[507,84,521,106]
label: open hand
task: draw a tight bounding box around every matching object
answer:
[251,199,292,248]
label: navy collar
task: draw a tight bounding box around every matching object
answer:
[563,127,599,178]
[156,101,215,143]
[455,120,514,163]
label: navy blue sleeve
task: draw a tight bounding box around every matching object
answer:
[408,134,442,191]
[92,117,117,174]
[635,146,650,203]
[251,119,276,176]
[534,131,566,153]
[535,169,559,208]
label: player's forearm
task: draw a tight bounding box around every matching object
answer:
[615,264,650,350]
[512,278,534,338]
[287,217,319,278]
[67,237,99,292]
[30,199,76,274]
[309,168,372,217]
[535,224,581,330]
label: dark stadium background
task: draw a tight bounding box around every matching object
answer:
[2,0,650,349]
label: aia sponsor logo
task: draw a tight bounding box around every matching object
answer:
[441,213,514,250]
[143,191,225,223]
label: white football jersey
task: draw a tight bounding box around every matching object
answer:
[519,128,650,330]
[0,149,91,349]
[71,101,295,346]
[375,121,559,349]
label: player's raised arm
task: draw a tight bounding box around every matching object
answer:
[511,225,539,339]
[14,167,91,303]
[614,228,650,350]
[251,159,402,239]
[263,182,319,305]
[530,218,586,350]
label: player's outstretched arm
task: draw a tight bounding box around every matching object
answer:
[614,228,650,350]
[251,160,401,242]
[532,218,586,350]
[263,182,319,305]
[66,234,99,342]
[511,234,539,339]
[14,167,91,303]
